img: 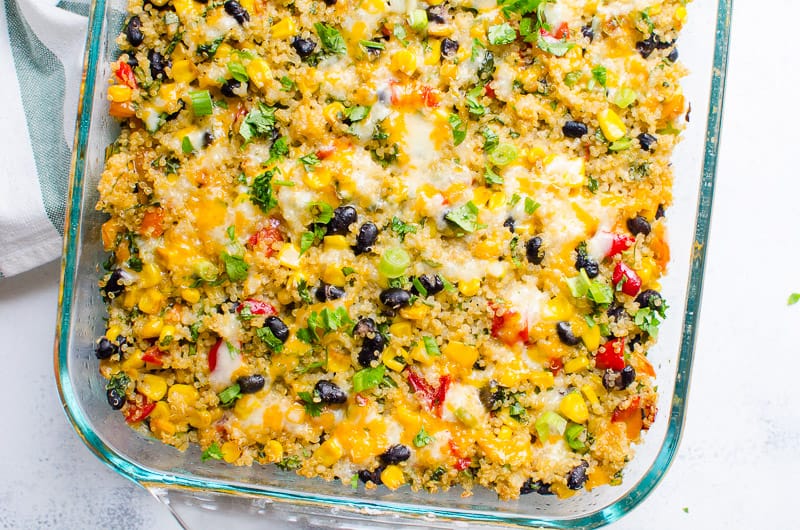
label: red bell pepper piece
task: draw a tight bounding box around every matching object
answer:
[316,145,336,160]
[406,369,451,417]
[541,22,569,40]
[611,396,641,423]
[420,85,440,107]
[141,346,165,366]
[483,83,496,99]
[237,298,277,317]
[608,233,635,257]
[489,303,529,346]
[612,262,642,296]
[247,219,283,258]
[595,338,626,371]
[124,394,156,423]
[548,357,563,375]
[208,338,223,372]
[115,62,137,90]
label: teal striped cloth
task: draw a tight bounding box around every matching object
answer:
[0,0,86,279]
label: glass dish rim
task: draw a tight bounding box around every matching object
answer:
[53,1,732,527]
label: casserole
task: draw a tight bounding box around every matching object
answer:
[55,0,731,526]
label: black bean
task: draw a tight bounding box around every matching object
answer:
[635,35,657,59]
[380,444,411,464]
[315,282,345,302]
[620,365,636,389]
[637,132,657,152]
[562,120,588,138]
[221,78,242,97]
[627,215,651,236]
[520,478,553,495]
[327,205,358,235]
[379,288,411,309]
[607,304,626,321]
[556,321,581,346]
[353,222,378,255]
[291,37,317,58]
[655,204,665,219]
[479,380,505,411]
[440,38,459,58]
[602,369,621,390]
[503,217,515,233]
[265,316,290,342]
[353,317,377,338]
[526,237,544,265]
[314,380,348,404]
[127,55,139,68]
[412,274,444,296]
[224,0,249,23]
[103,268,128,298]
[581,24,594,42]
[125,16,144,47]
[106,388,125,410]
[323,0,336,4]
[202,132,214,148]
[567,461,589,490]
[358,468,383,485]
[358,342,382,367]
[148,50,170,80]
[237,374,266,393]
[635,289,663,311]
[575,252,599,278]
[667,48,679,62]
[426,4,448,24]
[95,337,118,360]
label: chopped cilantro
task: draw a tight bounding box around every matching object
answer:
[789,293,800,306]
[201,442,223,461]
[564,70,582,87]
[279,76,296,91]
[524,197,540,215]
[256,326,284,352]
[422,336,440,356]
[537,34,575,56]
[265,137,289,165]
[344,105,370,122]
[445,201,485,233]
[487,23,517,45]
[218,384,241,406]
[220,252,249,282]
[276,455,302,471]
[106,372,130,394]
[591,65,607,87]
[239,103,276,145]
[484,165,504,186]
[314,22,346,54]
[481,127,499,152]
[390,216,418,241]
[250,169,278,212]
[298,391,323,417]
[413,426,433,447]
[299,152,320,170]
[448,114,467,145]
[227,61,249,82]
[353,364,386,393]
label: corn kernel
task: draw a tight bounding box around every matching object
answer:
[399,304,429,320]
[315,437,344,466]
[425,40,441,65]
[380,465,406,490]
[473,239,501,259]
[173,0,200,20]
[278,244,301,269]
[221,441,242,463]
[246,57,271,89]
[122,350,145,371]
[638,256,658,286]
[443,341,478,369]
[323,235,349,250]
[139,318,164,339]
[544,296,573,321]
[138,374,168,402]
[238,0,253,15]
[581,384,599,406]
[582,324,601,351]
[382,348,407,372]
[528,370,555,390]
[271,17,297,40]
[410,342,434,365]
[188,410,212,429]
[361,0,385,14]
[323,102,345,125]
[559,392,589,423]
[122,288,139,310]
[158,325,176,347]
[322,264,346,287]
[564,356,590,374]
[675,5,687,21]
[138,262,162,289]
[497,425,513,441]
[171,59,197,83]
[168,384,199,407]
[108,85,132,103]
[427,24,454,37]
[106,325,123,342]
[215,43,233,60]
[151,418,176,435]
[138,288,164,315]
[597,108,627,142]
[151,400,171,420]
[181,288,201,304]
[458,278,481,297]
[265,440,283,462]
[391,49,418,76]
[303,167,333,190]
[487,192,506,211]
[389,321,412,338]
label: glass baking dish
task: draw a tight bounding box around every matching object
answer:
[54,0,731,527]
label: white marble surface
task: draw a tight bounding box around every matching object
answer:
[2,1,798,528]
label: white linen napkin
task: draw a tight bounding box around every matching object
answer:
[0,0,86,279]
